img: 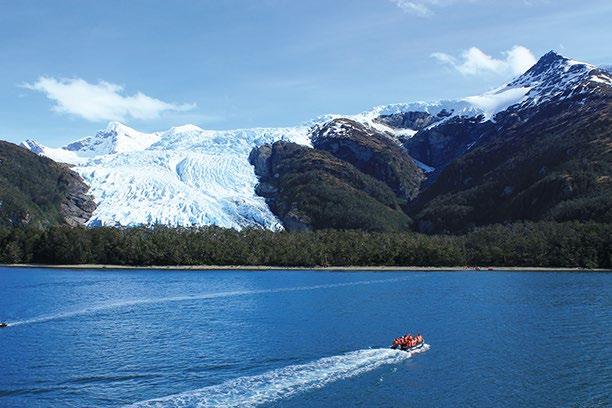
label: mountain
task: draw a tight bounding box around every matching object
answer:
[408,52,612,232]
[249,141,412,231]
[311,118,424,200]
[21,51,611,232]
[0,141,95,227]
[398,52,611,176]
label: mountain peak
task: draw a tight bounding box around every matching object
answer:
[539,50,566,63]
[166,124,203,134]
[510,51,596,88]
[519,51,570,79]
[103,121,136,135]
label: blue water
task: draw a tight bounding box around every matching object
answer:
[0,268,610,407]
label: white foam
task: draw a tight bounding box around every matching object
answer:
[8,276,414,327]
[126,345,430,407]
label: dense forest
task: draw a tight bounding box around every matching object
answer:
[0,221,609,268]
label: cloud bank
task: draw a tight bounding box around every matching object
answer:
[23,77,194,122]
[389,0,542,17]
[431,46,537,76]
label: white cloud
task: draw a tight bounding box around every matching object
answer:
[431,46,537,76]
[23,76,194,122]
[389,0,479,16]
[389,0,434,16]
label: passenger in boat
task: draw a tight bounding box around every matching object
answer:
[404,335,412,349]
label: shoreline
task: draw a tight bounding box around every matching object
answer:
[1,264,610,272]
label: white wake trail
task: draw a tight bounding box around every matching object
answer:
[126,345,430,408]
[7,276,413,327]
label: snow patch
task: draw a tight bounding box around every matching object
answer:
[412,159,435,173]
[463,86,531,120]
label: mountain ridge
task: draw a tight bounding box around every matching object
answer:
[20,50,611,231]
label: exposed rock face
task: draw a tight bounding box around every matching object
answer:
[249,141,412,231]
[248,144,273,179]
[311,118,424,200]
[57,166,97,226]
[0,141,96,227]
[374,110,448,131]
[402,115,495,171]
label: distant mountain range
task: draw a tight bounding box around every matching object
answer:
[13,51,612,232]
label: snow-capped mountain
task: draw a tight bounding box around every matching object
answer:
[505,51,611,110]
[22,51,610,230]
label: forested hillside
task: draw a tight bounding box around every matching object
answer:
[0,141,95,228]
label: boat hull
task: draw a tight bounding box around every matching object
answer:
[401,342,424,352]
[391,341,425,352]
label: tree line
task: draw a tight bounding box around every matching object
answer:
[0,221,609,268]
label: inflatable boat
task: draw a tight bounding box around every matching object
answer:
[390,334,424,351]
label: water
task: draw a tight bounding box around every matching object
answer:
[0,268,609,407]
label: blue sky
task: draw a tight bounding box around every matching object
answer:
[1,0,610,146]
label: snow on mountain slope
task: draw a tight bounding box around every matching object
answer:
[21,139,87,164]
[64,121,161,156]
[357,52,607,134]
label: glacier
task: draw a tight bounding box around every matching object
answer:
[26,122,312,229]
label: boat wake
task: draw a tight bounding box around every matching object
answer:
[7,276,414,327]
[126,345,430,407]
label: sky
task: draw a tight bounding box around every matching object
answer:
[0,0,610,146]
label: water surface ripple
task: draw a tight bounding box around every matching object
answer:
[0,268,609,407]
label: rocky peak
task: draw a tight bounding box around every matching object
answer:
[506,51,610,111]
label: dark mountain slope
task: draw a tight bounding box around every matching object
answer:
[249,141,412,231]
[0,141,95,227]
[311,118,424,200]
[402,115,495,173]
